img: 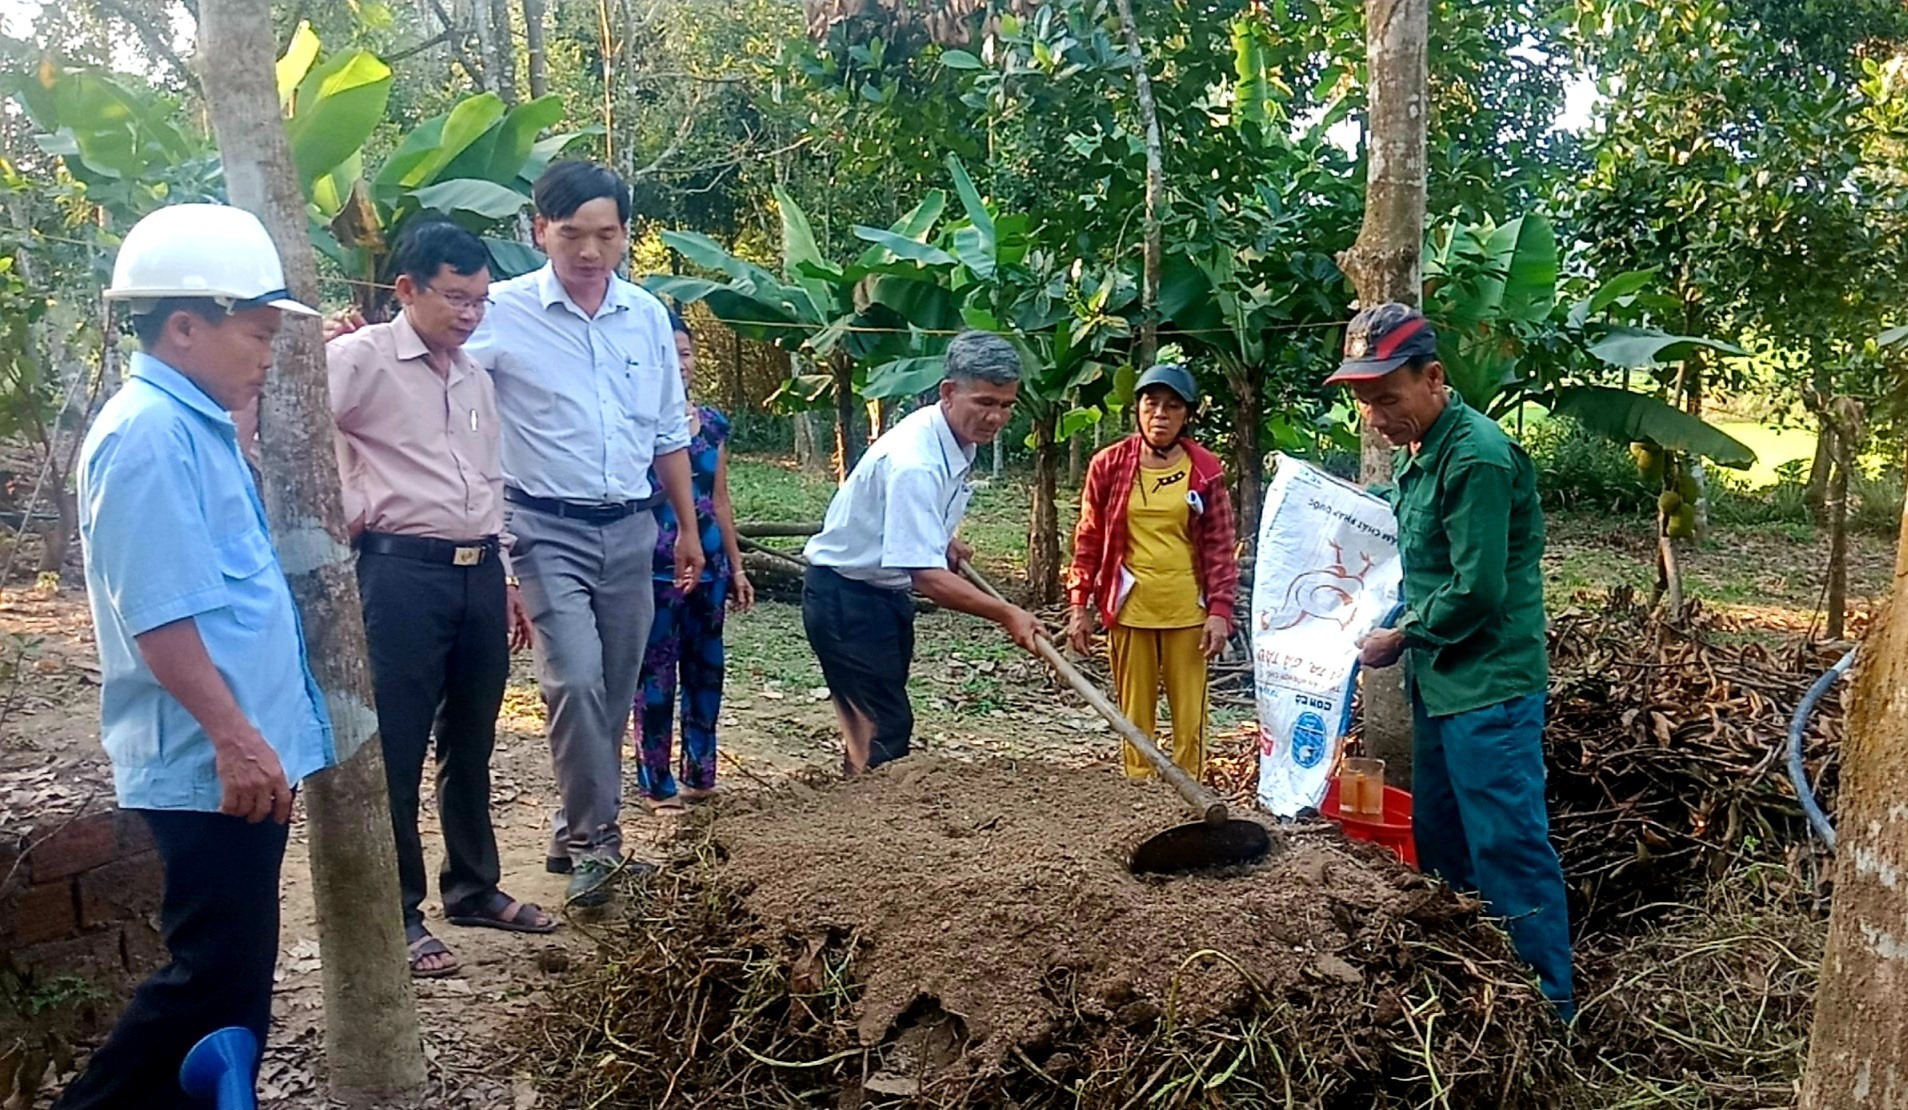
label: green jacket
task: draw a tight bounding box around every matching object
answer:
[1389,395,1548,716]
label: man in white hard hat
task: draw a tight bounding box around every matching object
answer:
[54,203,334,1110]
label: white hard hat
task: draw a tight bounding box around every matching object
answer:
[106,203,318,317]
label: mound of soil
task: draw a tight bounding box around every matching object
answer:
[539,757,1569,1108]
[726,757,1406,1056]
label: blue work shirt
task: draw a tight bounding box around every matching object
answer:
[465,264,692,504]
[79,353,335,811]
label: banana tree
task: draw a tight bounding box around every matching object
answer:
[1544,274,1753,616]
[646,183,950,479]
[986,266,1133,604]
[1158,237,1346,554]
[276,25,596,317]
[1422,212,1560,416]
[852,155,1132,604]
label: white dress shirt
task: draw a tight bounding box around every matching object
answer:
[465,264,691,503]
[804,403,975,591]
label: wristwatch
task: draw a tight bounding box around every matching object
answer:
[505,576,521,589]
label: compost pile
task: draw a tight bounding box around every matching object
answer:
[536,757,1568,1109]
[1545,588,1841,931]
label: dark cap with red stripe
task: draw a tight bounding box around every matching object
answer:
[1326,303,1440,384]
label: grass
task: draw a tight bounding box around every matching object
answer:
[728,446,1892,648]
[1510,407,1827,490]
[1712,420,1819,488]
[727,455,1074,585]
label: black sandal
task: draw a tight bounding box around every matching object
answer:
[444,890,558,934]
[406,926,459,978]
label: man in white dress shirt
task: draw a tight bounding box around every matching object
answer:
[465,161,703,906]
[803,331,1044,774]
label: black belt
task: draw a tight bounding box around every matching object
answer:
[504,487,643,524]
[358,532,499,566]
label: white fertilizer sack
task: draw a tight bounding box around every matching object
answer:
[1252,454,1404,817]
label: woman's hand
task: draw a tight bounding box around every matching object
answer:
[1200,615,1232,659]
[729,568,755,614]
[1064,605,1095,657]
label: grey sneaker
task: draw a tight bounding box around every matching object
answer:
[565,858,616,908]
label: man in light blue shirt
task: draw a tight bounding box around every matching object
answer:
[56,204,333,1110]
[465,161,703,906]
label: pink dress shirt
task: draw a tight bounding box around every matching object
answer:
[326,312,512,571]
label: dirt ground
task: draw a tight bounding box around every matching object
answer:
[2,586,1122,1108]
[0,512,1894,1106]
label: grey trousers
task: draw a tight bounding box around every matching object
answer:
[507,505,657,863]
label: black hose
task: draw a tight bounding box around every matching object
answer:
[1788,647,1854,852]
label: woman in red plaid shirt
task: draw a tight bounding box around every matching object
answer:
[1064,363,1240,779]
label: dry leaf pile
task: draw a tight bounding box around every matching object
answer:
[1200,588,1844,935]
[1545,589,1840,932]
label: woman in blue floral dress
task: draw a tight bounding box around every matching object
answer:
[636,312,753,812]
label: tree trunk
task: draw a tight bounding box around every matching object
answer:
[1800,496,1908,1106]
[1805,350,1832,522]
[468,0,498,95]
[831,355,860,482]
[992,436,1003,478]
[729,329,747,414]
[1653,512,1684,617]
[522,0,549,97]
[866,397,889,441]
[37,482,76,577]
[1067,428,1083,489]
[487,0,516,103]
[1806,414,1834,524]
[198,4,426,1104]
[1111,0,1162,367]
[1335,0,1427,788]
[1825,429,1849,641]
[1027,411,1062,605]
[1227,362,1264,561]
[1823,399,1865,643]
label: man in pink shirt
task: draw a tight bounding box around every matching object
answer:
[326,220,548,977]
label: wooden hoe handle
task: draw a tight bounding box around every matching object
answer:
[957,560,1229,824]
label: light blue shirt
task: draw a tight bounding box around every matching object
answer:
[79,353,335,811]
[465,264,692,503]
[804,404,975,591]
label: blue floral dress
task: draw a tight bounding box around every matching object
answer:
[636,406,730,799]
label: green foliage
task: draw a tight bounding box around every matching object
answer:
[1424,212,1559,414]
[278,29,392,191]
[1550,386,1757,469]
[6,59,219,219]
[275,28,597,309]
[1524,417,1658,514]
[1566,0,1907,444]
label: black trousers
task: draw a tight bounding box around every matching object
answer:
[358,548,509,928]
[801,566,916,771]
[53,810,288,1110]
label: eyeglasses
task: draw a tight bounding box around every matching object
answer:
[425,286,493,314]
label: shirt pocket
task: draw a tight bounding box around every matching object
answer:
[214,528,280,630]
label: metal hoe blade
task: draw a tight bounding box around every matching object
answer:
[1129,819,1274,876]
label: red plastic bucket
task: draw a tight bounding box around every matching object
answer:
[1321,779,1418,870]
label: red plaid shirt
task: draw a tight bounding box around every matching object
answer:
[1066,435,1240,628]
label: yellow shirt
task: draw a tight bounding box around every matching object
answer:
[1119,457,1205,629]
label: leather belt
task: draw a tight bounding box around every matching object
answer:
[504,487,641,525]
[357,532,499,567]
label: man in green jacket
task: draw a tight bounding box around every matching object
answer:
[1330,302,1574,1020]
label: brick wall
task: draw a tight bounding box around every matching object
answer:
[1,806,164,1036]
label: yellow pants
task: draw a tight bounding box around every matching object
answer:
[1107,624,1208,780]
